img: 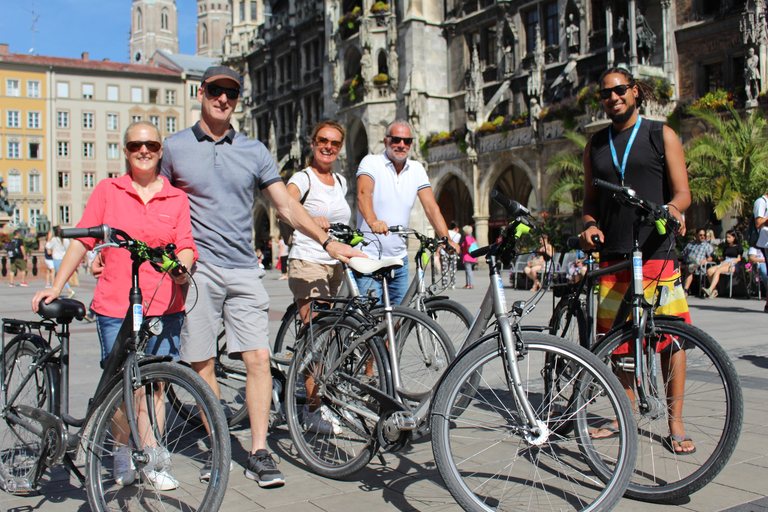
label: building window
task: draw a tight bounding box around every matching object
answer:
[83,112,94,130]
[7,110,20,128]
[107,113,119,131]
[704,62,724,93]
[131,115,143,123]
[57,110,69,128]
[82,83,94,99]
[149,89,159,104]
[7,142,20,159]
[83,142,95,158]
[108,172,121,179]
[28,142,40,159]
[136,8,143,31]
[29,173,41,193]
[202,24,208,46]
[59,205,71,225]
[6,79,20,97]
[29,208,42,227]
[240,1,245,21]
[131,87,143,102]
[7,172,21,193]
[27,80,40,98]
[83,172,95,189]
[190,84,199,98]
[525,8,539,54]
[161,8,169,29]
[28,111,41,129]
[11,208,21,226]
[544,2,559,46]
[165,89,176,105]
[107,143,120,159]
[251,0,257,20]
[107,85,119,101]
[58,171,70,189]
[166,116,177,133]
[150,115,160,126]
[57,141,69,157]
[57,81,69,98]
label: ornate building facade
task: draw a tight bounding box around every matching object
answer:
[130,0,179,64]
[226,0,767,248]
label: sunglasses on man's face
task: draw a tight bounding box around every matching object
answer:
[387,135,413,146]
[315,136,343,150]
[205,83,240,100]
[599,84,632,100]
[126,140,162,153]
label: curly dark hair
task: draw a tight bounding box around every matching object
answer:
[598,67,657,107]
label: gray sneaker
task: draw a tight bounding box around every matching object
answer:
[244,450,284,488]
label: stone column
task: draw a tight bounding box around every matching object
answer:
[606,5,614,67]
[629,0,638,75]
[661,0,675,87]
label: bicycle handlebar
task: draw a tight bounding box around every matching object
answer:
[61,225,110,241]
[490,189,530,218]
[592,179,680,235]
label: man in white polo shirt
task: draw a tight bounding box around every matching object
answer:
[356,119,460,305]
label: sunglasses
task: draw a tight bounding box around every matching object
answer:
[126,140,162,153]
[315,136,343,150]
[387,135,413,145]
[599,84,632,100]
[205,83,240,100]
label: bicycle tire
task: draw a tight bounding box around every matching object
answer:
[371,305,455,401]
[0,335,57,493]
[285,315,393,479]
[273,302,301,368]
[422,299,473,352]
[431,331,637,512]
[550,297,588,348]
[85,362,230,512]
[590,318,743,502]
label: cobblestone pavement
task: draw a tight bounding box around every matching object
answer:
[0,269,766,512]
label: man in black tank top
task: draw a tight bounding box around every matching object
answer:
[578,68,697,455]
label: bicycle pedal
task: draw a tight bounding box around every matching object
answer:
[387,411,416,431]
[4,478,35,495]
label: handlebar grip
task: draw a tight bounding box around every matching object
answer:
[592,179,626,195]
[490,190,530,218]
[60,225,109,240]
[566,236,581,250]
[591,234,601,244]
[470,245,490,258]
[389,225,405,232]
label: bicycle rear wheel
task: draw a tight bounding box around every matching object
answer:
[431,331,637,512]
[591,318,743,502]
[0,335,56,494]
[273,302,301,369]
[85,362,230,512]
[285,316,392,479]
[422,299,473,352]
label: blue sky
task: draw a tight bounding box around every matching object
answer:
[1,0,197,61]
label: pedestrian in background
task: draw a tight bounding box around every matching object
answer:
[461,225,477,289]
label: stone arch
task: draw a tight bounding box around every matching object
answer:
[136,8,143,32]
[343,46,362,80]
[377,49,388,76]
[343,116,369,219]
[432,166,474,229]
[253,199,273,268]
[480,156,538,241]
[161,7,169,30]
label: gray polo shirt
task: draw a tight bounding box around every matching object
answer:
[160,122,282,268]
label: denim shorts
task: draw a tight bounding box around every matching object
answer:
[95,311,183,367]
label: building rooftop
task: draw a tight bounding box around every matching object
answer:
[151,50,220,77]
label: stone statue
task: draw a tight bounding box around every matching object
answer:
[565,13,579,53]
[388,46,399,89]
[635,8,657,65]
[527,25,544,99]
[360,17,372,49]
[361,50,373,95]
[0,178,15,216]
[387,13,398,47]
[745,47,762,103]
[530,98,542,139]
[500,14,517,76]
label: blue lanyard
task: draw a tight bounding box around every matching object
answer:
[608,116,642,185]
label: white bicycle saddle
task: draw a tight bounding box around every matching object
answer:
[348,257,404,275]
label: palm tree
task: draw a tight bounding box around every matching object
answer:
[685,104,768,219]
[545,130,587,214]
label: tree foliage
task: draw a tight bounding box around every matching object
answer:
[685,104,768,219]
[545,130,587,214]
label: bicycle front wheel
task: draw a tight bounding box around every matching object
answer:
[591,318,743,502]
[431,331,637,512]
[285,316,393,479]
[85,362,230,512]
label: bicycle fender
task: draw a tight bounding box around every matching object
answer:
[15,405,67,467]
[423,295,450,303]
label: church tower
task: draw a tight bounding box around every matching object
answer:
[196,0,231,58]
[129,0,179,64]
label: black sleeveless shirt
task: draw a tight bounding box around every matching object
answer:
[590,118,672,259]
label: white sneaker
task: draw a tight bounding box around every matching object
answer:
[113,445,136,486]
[144,469,179,491]
[304,405,342,435]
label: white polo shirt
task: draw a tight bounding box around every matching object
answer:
[356,153,431,259]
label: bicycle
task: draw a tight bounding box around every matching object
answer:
[549,179,743,502]
[0,224,230,511]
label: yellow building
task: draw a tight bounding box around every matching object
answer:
[0,54,47,231]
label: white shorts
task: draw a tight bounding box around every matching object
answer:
[180,261,270,362]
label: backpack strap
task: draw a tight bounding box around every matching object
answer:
[299,169,311,204]
[648,120,666,172]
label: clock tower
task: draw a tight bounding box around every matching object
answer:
[130,0,179,64]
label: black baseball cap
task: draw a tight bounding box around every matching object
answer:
[200,65,241,90]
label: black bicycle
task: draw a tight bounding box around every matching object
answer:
[0,225,230,511]
[548,180,743,502]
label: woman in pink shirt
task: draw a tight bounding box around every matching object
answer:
[32,121,197,490]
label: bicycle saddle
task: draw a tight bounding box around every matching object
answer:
[37,298,87,322]
[348,256,404,276]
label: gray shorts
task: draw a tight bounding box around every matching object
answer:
[180,261,270,362]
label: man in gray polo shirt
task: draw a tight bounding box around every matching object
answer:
[160,66,363,488]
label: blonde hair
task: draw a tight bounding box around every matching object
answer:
[462,225,473,235]
[306,120,346,168]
